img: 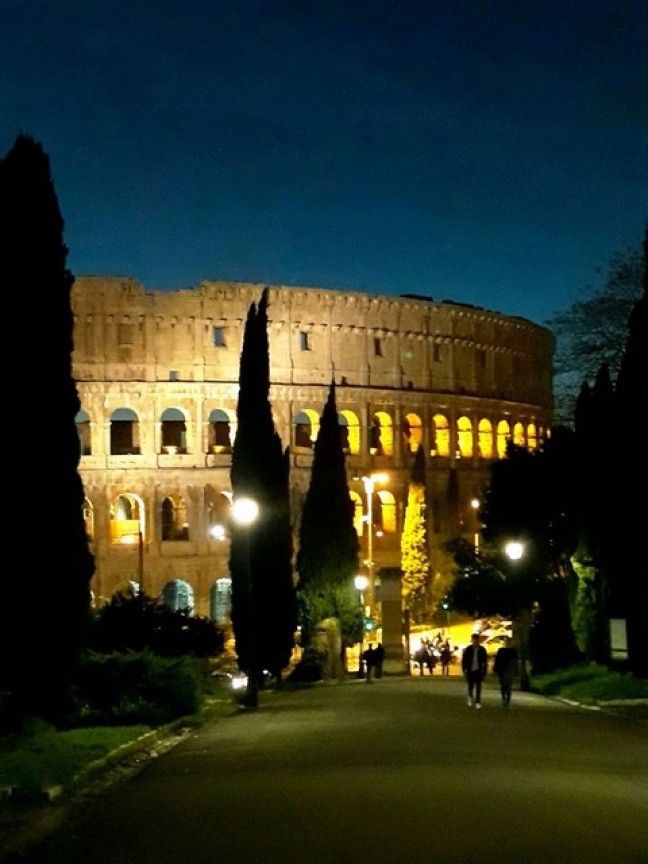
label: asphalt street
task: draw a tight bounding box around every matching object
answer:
[16,675,648,864]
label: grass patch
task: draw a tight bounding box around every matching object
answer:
[0,723,151,795]
[531,664,648,704]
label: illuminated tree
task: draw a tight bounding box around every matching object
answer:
[400,446,430,623]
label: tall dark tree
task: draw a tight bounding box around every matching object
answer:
[609,225,648,677]
[546,240,643,425]
[230,288,297,706]
[0,135,94,723]
[296,381,361,655]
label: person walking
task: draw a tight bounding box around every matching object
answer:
[440,641,452,676]
[362,644,376,682]
[461,632,488,708]
[493,635,518,706]
[373,643,385,679]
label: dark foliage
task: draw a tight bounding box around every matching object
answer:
[0,135,94,724]
[296,381,361,648]
[67,650,204,727]
[86,591,226,658]
[230,288,297,694]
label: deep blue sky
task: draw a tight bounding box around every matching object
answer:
[2,0,646,325]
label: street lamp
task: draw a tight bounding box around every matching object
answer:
[355,574,369,678]
[470,498,480,554]
[231,496,259,708]
[361,473,387,617]
[504,539,529,690]
[504,540,524,561]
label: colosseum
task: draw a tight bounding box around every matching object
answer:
[73,276,554,626]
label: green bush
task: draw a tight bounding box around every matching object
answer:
[66,650,205,727]
[86,592,227,658]
[531,663,648,702]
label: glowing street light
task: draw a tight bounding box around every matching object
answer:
[470,498,480,553]
[504,540,524,561]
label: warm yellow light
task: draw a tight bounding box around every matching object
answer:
[505,541,524,561]
[355,575,369,591]
[232,498,259,526]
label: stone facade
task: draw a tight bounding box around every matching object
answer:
[72,276,554,622]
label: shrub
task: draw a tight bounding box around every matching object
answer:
[86,592,227,658]
[66,650,205,727]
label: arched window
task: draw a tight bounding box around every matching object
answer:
[457,416,473,458]
[211,578,232,624]
[402,413,423,454]
[338,410,360,455]
[75,409,91,456]
[497,420,511,458]
[293,409,320,450]
[376,490,397,534]
[110,492,145,544]
[207,490,232,541]
[371,411,394,456]
[110,408,140,456]
[431,414,450,457]
[349,490,363,536]
[513,422,525,447]
[208,409,233,453]
[162,579,194,613]
[161,407,187,454]
[161,495,190,541]
[477,418,493,459]
[82,497,94,542]
[527,422,537,451]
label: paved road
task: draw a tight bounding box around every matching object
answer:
[21,676,648,864]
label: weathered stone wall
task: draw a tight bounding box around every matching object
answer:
[72,277,554,618]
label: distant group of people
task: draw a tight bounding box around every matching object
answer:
[461,632,518,708]
[412,633,455,676]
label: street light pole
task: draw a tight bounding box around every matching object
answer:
[470,498,480,554]
[232,497,259,709]
[504,539,530,691]
[354,574,369,678]
[361,473,387,619]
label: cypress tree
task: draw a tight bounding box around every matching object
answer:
[0,135,94,724]
[612,225,648,676]
[296,381,360,655]
[401,446,430,623]
[230,288,296,706]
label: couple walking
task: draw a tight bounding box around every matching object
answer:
[462,632,518,708]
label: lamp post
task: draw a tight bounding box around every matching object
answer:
[355,574,369,678]
[232,496,259,708]
[361,473,387,618]
[470,498,480,554]
[504,539,529,691]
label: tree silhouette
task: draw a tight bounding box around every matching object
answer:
[296,381,361,660]
[0,134,94,724]
[230,288,297,706]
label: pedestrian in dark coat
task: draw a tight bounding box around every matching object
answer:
[373,643,385,678]
[362,645,376,682]
[461,633,488,708]
[493,636,518,705]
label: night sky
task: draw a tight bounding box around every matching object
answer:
[2,0,646,325]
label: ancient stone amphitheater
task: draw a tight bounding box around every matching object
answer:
[73,276,554,623]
